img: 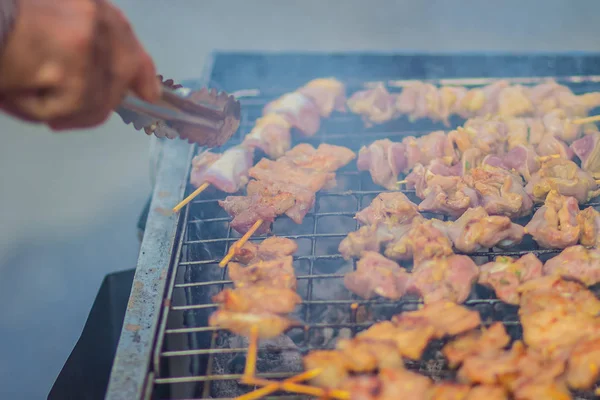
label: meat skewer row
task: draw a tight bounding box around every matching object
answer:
[348,80,600,127]
[218,143,355,266]
[173,78,347,212]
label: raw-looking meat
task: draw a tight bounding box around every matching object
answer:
[525,190,581,249]
[190,146,254,193]
[347,83,399,126]
[543,245,600,286]
[263,91,321,136]
[344,251,411,300]
[571,131,600,178]
[242,114,292,159]
[354,192,420,226]
[478,254,543,305]
[356,139,408,189]
[298,77,346,117]
[408,254,479,304]
[577,206,600,248]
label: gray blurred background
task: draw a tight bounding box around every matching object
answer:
[1,0,600,398]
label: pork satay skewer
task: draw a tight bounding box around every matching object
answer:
[220,219,264,267]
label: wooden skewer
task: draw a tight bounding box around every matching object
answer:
[244,377,349,400]
[242,325,259,381]
[237,369,323,400]
[220,219,264,268]
[396,180,408,185]
[573,115,600,125]
[172,182,210,213]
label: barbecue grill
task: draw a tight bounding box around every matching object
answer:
[106,52,600,400]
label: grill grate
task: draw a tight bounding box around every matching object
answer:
[148,77,600,400]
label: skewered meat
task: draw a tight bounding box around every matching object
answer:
[250,158,335,192]
[231,236,298,264]
[190,146,254,193]
[219,191,294,235]
[263,92,321,136]
[298,78,346,117]
[442,322,511,368]
[384,219,454,263]
[355,192,420,226]
[242,114,292,159]
[339,375,380,400]
[355,320,435,361]
[402,130,458,168]
[462,165,532,218]
[418,175,479,217]
[393,301,482,338]
[245,179,315,225]
[518,276,600,356]
[536,133,573,160]
[525,157,600,204]
[208,310,296,339]
[484,144,540,181]
[303,350,351,388]
[577,206,600,248]
[336,337,404,372]
[438,207,525,253]
[377,368,433,400]
[565,336,600,390]
[338,223,406,260]
[356,139,407,189]
[449,118,507,156]
[405,161,462,198]
[457,340,525,385]
[542,109,596,143]
[543,245,600,286]
[283,143,356,173]
[524,191,581,249]
[408,254,479,304]
[478,254,543,305]
[212,287,301,314]
[571,131,600,178]
[344,251,410,300]
[497,85,534,117]
[347,83,399,126]
[228,256,297,290]
[427,383,471,400]
[464,385,508,400]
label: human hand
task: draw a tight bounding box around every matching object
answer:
[0,0,160,130]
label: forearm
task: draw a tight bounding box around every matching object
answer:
[0,0,17,56]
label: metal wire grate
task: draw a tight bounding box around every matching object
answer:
[151,79,600,400]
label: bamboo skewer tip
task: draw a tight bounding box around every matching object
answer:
[220,219,264,268]
[172,182,210,213]
[573,115,600,125]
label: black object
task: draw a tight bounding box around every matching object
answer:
[48,269,136,400]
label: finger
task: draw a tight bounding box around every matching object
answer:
[131,50,160,103]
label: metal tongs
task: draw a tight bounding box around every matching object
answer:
[116,77,241,147]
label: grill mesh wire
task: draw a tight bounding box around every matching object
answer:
[152,80,600,399]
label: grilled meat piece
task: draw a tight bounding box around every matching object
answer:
[418,175,479,217]
[439,207,525,253]
[565,336,600,390]
[462,165,533,219]
[263,92,321,136]
[282,143,356,173]
[228,256,297,290]
[347,83,399,126]
[442,322,511,368]
[543,245,600,286]
[338,222,415,260]
[457,340,526,385]
[336,337,404,373]
[536,133,574,160]
[543,108,593,143]
[427,383,471,400]
[464,385,508,400]
[303,350,351,389]
[339,375,381,400]
[384,219,454,263]
[525,157,600,204]
[190,146,254,193]
[478,254,543,305]
[208,310,295,339]
[344,251,411,300]
[355,192,420,226]
[525,190,581,249]
[231,236,298,264]
[377,368,433,400]
[298,78,346,117]
[498,85,535,117]
[408,255,479,304]
[401,130,458,170]
[484,144,541,182]
[242,114,292,159]
[212,287,301,314]
[449,118,507,156]
[392,301,482,340]
[249,158,335,192]
[356,320,436,361]
[357,139,408,189]
[246,178,315,224]
[219,191,294,234]
[577,206,600,248]
[406,161,463,198]
[571,131,600,178]
[512,381,572,400]
[518,276,600,356]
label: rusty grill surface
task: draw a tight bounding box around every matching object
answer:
[109,53,600,400]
